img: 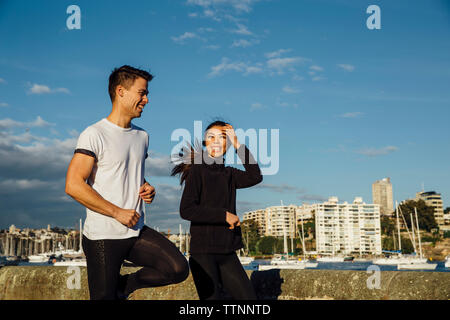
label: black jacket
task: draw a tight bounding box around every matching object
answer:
[179,144,263,254]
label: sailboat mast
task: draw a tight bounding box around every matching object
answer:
[410,212,417,254]
[79,218,83,254]
[395,201,401,253]
[414,207,423,259]
[300,214,306,259]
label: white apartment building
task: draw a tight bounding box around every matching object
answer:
[242,209,267,236]
[265,205,298,238]
[415,191,445,227]
[315,196,382,256]
[243,205,301,238]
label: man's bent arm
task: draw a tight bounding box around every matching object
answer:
[65,153,121,218]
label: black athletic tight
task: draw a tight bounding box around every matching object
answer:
[189,253,257,300]
[82,225,189,300]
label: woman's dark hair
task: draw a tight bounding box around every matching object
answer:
[171,119,231,185]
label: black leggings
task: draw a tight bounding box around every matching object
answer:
[189,253,257,300]
[82,225,189,300]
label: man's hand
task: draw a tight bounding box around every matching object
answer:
[226,211,241,230]
[139,182,156,204]
[114,208,141,228]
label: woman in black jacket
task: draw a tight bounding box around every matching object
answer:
[171,120,262,300]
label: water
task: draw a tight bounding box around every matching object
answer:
[243,259,450,272]
[2,256,448,272]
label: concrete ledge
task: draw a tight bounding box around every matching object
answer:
[0,266,448,300]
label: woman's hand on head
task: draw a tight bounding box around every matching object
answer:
[223,124,240,150]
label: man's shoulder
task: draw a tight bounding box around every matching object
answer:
[79,119,105,136]
[131,123,149,137]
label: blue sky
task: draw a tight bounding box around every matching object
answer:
[0,0,449,231]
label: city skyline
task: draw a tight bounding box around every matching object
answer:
[0,0,449,232]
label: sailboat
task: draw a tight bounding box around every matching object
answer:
[397,207,437,270]
[53,219,87,267]
[373,201,421,265]
[445,255,450,268]
[238,230,254,265]
[258,218,317,270]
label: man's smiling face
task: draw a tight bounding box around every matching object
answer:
[121,77,149,119]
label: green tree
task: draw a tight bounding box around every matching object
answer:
[400,237,415,254]
[380,216,396,236]
[398,199,437,232]
[240,219,260,255]
[382,236,395,251]
[256,236,279,255]
[301,221,315,239]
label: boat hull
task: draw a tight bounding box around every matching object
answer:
[397,263,437,270]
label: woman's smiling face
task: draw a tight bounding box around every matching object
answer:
[204,126,228,158]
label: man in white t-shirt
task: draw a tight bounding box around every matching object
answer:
[65,65,189,300]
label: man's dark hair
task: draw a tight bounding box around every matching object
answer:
[108,65,154,102]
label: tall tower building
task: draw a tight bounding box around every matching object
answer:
[372,177,394,216]
[415,191,445,227]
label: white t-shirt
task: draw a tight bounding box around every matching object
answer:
[75,118,149,240]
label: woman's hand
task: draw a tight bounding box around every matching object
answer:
[226,211,241,229]
[223,124,241,150]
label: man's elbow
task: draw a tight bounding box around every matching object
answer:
[65,180,73,197]
[65,178,79,198]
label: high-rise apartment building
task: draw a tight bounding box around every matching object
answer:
[372,177,394,216]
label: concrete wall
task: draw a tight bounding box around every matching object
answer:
[0,266,448,300]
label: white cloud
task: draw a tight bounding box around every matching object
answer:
[231,39,259,48]
[27,83,70,95]
[204,44,221,50]
[208,57,263,77]
[340,112,363,118]
[312,76,326,81]
[250,102,266,111]
[337,64,355,72]
[282,86,300,94]
[0,178,58,193]
[356,146,398,157]
[275,99,299,108]
[264,49,291,59]
[310,65,323,72]
[267,57,309,75]
[231,23,253,36]
[197,27,215,33]
[186,0,258,14]
[171,32,199,44]
[0,116,53,130]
